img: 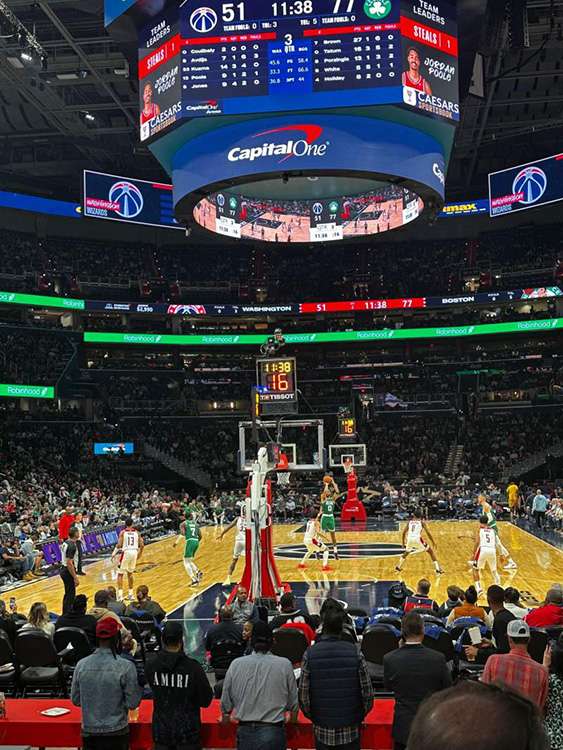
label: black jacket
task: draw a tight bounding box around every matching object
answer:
[145,650,213,746]
[476,608,515,664]
[306,637,366,729]
[383,644,452,745]
[55,612,98,645]
[204,621,243,651]
[270,609,315,630]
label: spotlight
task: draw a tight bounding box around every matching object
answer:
[40,54,48,71]
[83,111,95,122]
[20,50,33,63]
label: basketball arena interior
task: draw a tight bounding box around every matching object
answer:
[0,0,562,748]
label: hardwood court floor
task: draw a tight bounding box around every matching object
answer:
[7,521,563,616]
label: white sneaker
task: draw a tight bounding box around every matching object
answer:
[504,561,518,570]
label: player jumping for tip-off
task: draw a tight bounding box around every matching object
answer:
[318,474,341,561]
[477,494,517,570]
[173,513,203,587]
[299,511,331,571]
[395,509,444,575]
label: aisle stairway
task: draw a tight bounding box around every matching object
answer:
[143,440,212,489]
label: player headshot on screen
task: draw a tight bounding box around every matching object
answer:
[402,47,432,95]
[141,82,161,124]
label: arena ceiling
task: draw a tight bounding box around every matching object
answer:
[0,0,562,202]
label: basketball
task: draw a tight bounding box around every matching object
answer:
[323,475,333,485]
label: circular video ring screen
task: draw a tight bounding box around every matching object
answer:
[193,183,424,243]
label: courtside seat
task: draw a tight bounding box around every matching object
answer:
[15,630,65,697]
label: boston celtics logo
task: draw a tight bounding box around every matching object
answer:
[364,0,392,19]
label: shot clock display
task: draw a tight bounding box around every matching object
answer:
[256,357,298,415]
[338,415,357,438]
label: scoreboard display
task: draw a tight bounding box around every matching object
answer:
[256,357,298,415]
[138,1,458,141]
[338,415,357,438]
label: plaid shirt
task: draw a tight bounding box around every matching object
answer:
[298,650,373,746]
[481,648,548,709]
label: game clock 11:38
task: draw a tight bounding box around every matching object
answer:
[180,0,401,118]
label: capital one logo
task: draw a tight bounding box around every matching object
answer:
[227,125,329,164]
[433,162,445,185]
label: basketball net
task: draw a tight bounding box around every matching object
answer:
[275,452,290,487]
[343,458,354,474]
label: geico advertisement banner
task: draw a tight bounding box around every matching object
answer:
[172,115,446,204]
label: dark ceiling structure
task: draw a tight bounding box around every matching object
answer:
[0,0,561,202]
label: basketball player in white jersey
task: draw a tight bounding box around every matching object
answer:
[219,509,246,585]
[112,517,144,602]
[395,509,444,574]
[472,514,501,596]
[298,511,330,571]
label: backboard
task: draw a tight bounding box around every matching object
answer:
[328,444,367,469]
[238,419,325,472]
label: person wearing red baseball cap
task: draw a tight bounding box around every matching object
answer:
[71,616,142,750]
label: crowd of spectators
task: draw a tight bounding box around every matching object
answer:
[0,222,560,303]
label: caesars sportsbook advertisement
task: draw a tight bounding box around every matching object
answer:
[400,0,459,121]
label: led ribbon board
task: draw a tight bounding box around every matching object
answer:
[84,317,563,346]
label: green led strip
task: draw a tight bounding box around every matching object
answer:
[0,291,84,310]
[84,318,563,346]
[0,384,55,399]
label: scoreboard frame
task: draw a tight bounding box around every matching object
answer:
[255,356,298,415]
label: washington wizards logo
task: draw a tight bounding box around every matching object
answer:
[512,166,547,205]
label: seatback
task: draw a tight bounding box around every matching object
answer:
[361,625,399,664]
[54,627,93,666]
[15,630,58,668]
[209,639,246,670]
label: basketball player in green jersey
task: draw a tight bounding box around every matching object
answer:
[318,476,341,560]
[174,514,203,586]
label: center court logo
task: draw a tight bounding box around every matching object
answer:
[227,124,329,164]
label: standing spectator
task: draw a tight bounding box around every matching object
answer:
[543,637,563,750]
[146,621,213,750]
[383,612,452,750]
[481,620,548,709]
[532,489,548,529]
[525,588,563,629]
[406,682,548,750]
[74,511,85,575]
[270,592,315,630]
[403,579,440,614]
[58,505,75,550]
[71,617,142,750]
[60,526,80,614]
[464,585,515,664]
[21,602,55,639]
[299,609,373,750]
[221,621,298,750]
[55,594,97,645]
[504,587,529,619]
[205,606,243,651]
[231,586,259,627]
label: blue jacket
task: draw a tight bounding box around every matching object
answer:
[306,636,365,728]
[71,648,142,735]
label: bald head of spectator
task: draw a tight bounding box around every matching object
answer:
[407,682,548,750]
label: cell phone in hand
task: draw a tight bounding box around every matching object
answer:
[9,597,16,612]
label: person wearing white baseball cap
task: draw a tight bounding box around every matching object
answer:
[481,619,548,709]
